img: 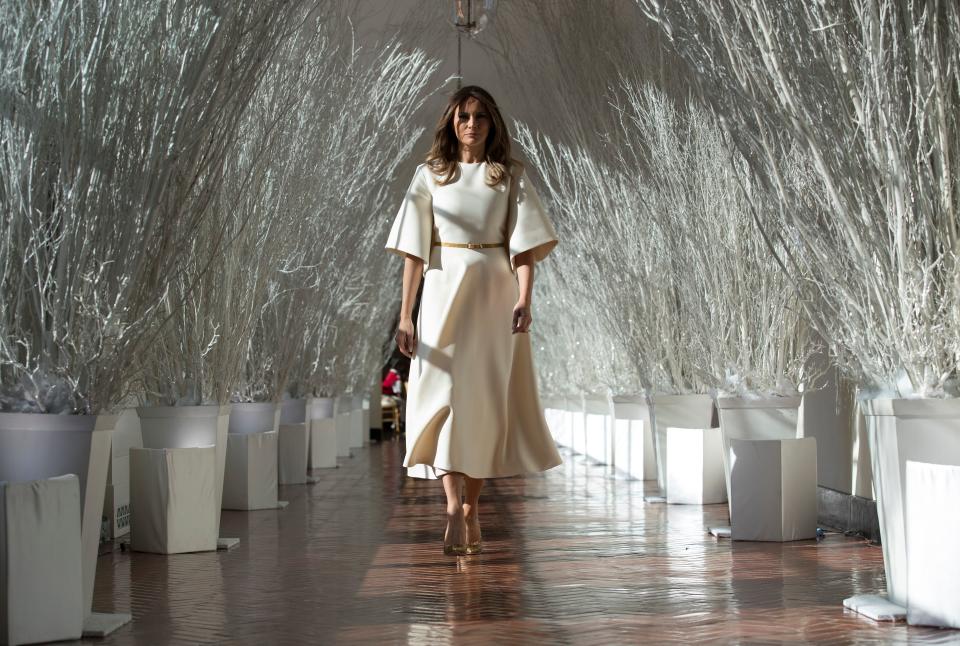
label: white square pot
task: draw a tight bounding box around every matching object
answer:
[905,460,960,628]
[862,398,960,608]
[221,431,278,510]
[335,412,352,458]
[651,395,715,494]
[666,427,726,505]
[584,397,611,465]
[349,408,364,449]
[130,446,218,554]
[309,418,338,469]
[611,395,654,480]
[278,423,309,485]
[1,475,84,645]
[729,437,818,542]
[716,396,802,521]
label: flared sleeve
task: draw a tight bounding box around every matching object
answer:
[385,164,434,269]
[506,165,558,273]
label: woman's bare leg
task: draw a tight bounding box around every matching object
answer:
[441,472,466,548]
[463,476,484,545]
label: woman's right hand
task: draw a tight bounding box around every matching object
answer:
[396,317,417,358]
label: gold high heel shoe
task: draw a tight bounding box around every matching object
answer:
[443,515,467,556]
[464,515,482,554]
[443,543,467,556]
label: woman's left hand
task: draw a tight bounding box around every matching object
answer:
[512,301,532,334]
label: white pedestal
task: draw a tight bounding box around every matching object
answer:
[335,412,352,458]
[221,431,278,510]
[136,404,233,546]
[130,446,218,554]
[666,427,727,505]
[570,402,587,456]
[545,400,574,448]
[861,398,960,608]
[309,418,338,469]
[349,408,364,449]
[905,461,960,628]
[611,395,654,480]
[278,423,308,485]
[0,475,84,646]
[717,396,802,521]
[729,437,818,541]
[651,395,715,494]
[584,397,611,465]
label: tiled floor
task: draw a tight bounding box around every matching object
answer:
[80,439,959,645]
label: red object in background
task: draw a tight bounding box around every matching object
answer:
[382,369,399,395]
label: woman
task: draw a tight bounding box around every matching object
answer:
[384,85,562,556]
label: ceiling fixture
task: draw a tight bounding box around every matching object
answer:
[451,0,497,89]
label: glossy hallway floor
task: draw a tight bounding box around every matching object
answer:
[77,439,960,645]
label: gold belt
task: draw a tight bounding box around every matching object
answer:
[432,241,504,249]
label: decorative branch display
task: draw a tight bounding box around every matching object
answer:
[638,0,960,398]
[611,84,818,397]
[140,19,440,405]
[0,0,312,413]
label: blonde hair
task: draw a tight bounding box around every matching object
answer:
[424,85,523,187]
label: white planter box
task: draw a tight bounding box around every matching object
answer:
[583,397,611,465]
[905,461,960,628]
[861,398,960,608]
[570,399,587,456]
[309,397,335,420]
[0,412,113,624]
[611,395,654,480]
[279,398,306,425]
[545,400,574,448]
[335,412,352,458]
[729,437,818,541]
[221,431,279,510]
[307,398,337,469]
[716,396,802,521]
[666,427,726,504]
[278,423,308,485]
[349,408,365,449]
[309,418,338,469]
[130,446,218,554]
[228,402,279,435]
[137,405,231,540]
[650,395,715,493]
[1,475,84,645]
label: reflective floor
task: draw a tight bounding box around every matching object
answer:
[80,439,960,645]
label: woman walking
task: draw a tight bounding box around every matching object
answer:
[385,85,562,555]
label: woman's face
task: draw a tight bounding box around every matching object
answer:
[453,97,491,150]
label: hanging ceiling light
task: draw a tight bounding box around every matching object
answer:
[451,0,497,39]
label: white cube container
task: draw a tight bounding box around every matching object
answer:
[729,437,818,542]
[335,412,352,458]
[278,423,309,485]
[130,446,218,554]
[716,396,802,521]
[309,417,338,469]
[610,395,655,480]
[221,431,278,510]
[650,394,715,494]
[583,397,612,465]
[905,460,960,628]
[666,427,727,505]
[1,475,84,646]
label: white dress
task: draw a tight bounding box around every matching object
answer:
[384,160,563,479]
